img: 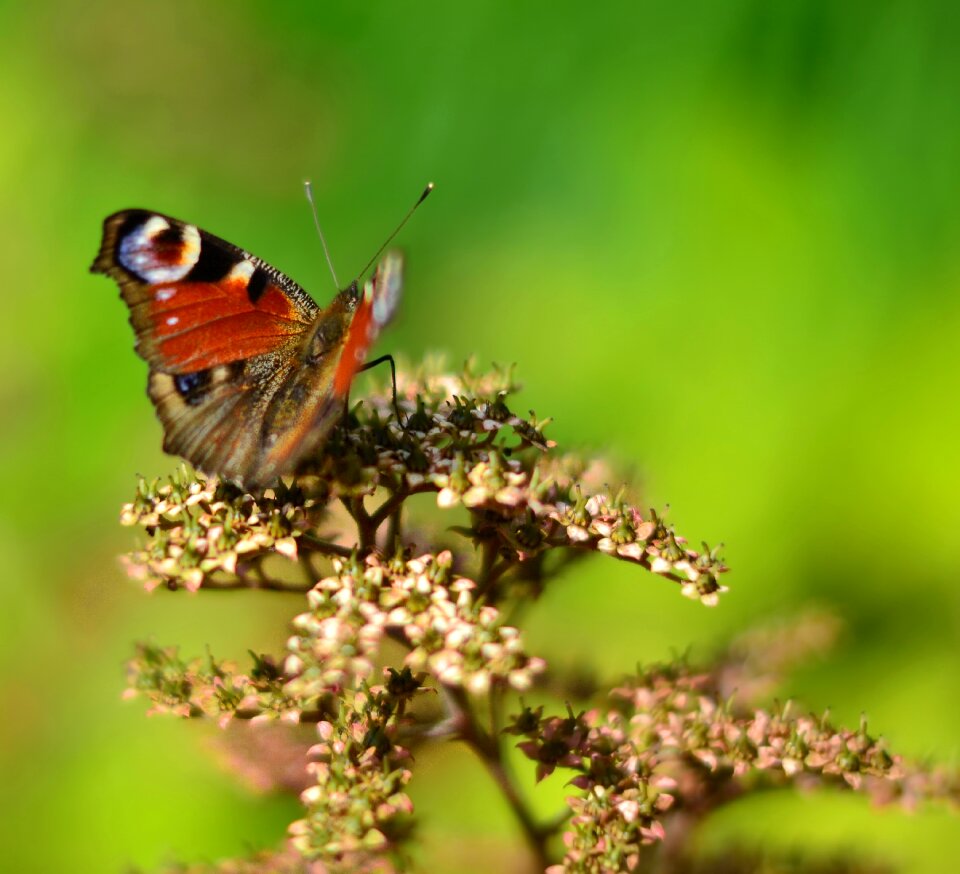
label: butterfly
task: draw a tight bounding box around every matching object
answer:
[91,188,429,489]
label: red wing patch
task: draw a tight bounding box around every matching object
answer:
[147,274,309,371]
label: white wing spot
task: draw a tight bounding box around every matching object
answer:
[227,259,256,282]
[180,224,201,267]
[155,287,176,302]
[166,316,179,326]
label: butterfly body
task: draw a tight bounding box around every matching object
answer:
[92,209,402,488]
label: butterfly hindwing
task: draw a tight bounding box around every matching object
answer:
[147,352,299,484]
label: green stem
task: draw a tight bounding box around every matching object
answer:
[447,687,552,872]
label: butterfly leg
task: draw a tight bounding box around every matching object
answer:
[357,354,405,426]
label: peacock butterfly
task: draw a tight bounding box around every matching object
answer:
[91,185,431,489]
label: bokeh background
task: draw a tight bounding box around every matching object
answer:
[2,1,959,871]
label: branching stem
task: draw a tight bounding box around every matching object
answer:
[299,533,355,559]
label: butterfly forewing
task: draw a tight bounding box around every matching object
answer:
[92,210,319,373]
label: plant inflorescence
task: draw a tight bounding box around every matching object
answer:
[120,363,955,873]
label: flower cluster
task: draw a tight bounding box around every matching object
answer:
[285,551,546,699]
[118,362,728,603]
[289,670,421,870]
[510,652,947,873]
[126,643,307,726]
[120,469,315,592]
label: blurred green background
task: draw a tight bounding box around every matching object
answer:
[1,1,958,871]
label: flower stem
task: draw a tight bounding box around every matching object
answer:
[447,687,552,872]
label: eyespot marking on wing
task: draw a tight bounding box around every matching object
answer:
[118,216,202,283]
[173,369,212,406]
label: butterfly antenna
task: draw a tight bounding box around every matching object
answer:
[356,182,435,281]
[304,180,340,290]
